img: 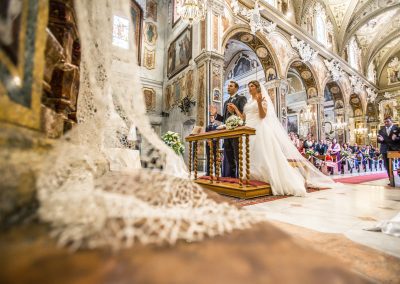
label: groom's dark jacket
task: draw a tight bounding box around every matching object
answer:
[222,93,247,123]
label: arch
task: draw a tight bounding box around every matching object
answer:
[222,25,281,78]
[340,3,400,54]
[376,45,400,82]
[364,30,400,72]
[285,59,321,97]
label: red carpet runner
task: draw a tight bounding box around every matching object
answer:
[333,172,388,184]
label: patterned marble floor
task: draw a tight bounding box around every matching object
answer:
[245,181,400,258]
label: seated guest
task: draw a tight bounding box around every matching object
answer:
[353,148,364,173]
[325,150,335,175]
[314,140,325,155]
[340,143,352,174]
[328,138,341,173]
[363,145,373,171]
[303,134,314,150]
[298,139,305,154]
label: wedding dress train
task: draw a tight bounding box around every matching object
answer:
[243,85,335,196]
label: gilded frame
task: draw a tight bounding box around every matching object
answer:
[0,0,48,130]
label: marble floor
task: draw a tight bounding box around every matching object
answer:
[245,179,400,259]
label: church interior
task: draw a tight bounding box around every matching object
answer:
[1,0,400,283]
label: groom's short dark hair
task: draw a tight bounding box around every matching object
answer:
[230,81,239,90]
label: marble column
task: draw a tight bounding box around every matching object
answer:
[307,96,324,141]
[193,0,225,171]
[264,79,289,124]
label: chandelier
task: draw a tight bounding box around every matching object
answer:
[177,0,207,25]
[354,125,367,134]
[332,117,347,131]
[301,105,315,123]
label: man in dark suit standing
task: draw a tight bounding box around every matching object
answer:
[211,81,247,178]
[377,116,400,185]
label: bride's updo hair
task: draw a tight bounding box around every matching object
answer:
[248,80,261,93]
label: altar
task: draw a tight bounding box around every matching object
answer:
[185,126,271,199]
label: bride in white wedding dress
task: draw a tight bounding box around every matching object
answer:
[230,80,335,196]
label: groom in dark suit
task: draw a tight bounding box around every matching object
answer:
[220,81,247,178]
[377,116,400,185]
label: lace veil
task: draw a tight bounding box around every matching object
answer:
[260,84,336,188]
[36,0,259,250]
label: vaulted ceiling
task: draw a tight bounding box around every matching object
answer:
[293,0,400,76]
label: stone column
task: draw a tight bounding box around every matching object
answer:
[192,0,225,171]
[307,96,324,140]
[264,79,289,123]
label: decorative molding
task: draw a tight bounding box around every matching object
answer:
[290,35,318,63]
[230,0,276,35]
[349,75,365,95]
[324,59,344,81]
[384,90,400,99]
[366,87,377,103]
[143,48,156,69]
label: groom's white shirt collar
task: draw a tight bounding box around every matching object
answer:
[229,93,238,100]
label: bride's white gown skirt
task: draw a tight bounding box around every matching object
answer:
[244,99,307,197]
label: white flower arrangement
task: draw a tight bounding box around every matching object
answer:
[225,115,244,130]
[162,131,184,155]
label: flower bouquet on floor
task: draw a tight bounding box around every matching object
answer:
[225,115,244,130]
[162,131,185,155]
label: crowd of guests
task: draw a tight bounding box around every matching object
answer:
[288,132,385,175]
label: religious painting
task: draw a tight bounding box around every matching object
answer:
[266,68,276,81]
[172,0,181,27]
[0,0,48,129]
[354,108,363,117]
[144,22,157,45]
[167,27,192,79]
[256,47,268,59]
[233,57,251,77]
[387,57,400,85]
[164,85,174,111]
[301,70,312,80]
[324,87,334,101]
[143,87,156,112]
[287,114,299,134]
[307,87,317,98]
[240,34,253,43]
[185,70,193,98]
[146,0,157,21]
[335,100,344,109]
[143,47,155,69]
[213,89,221,102]
[130,0,143,65]
[383,103,394,119]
